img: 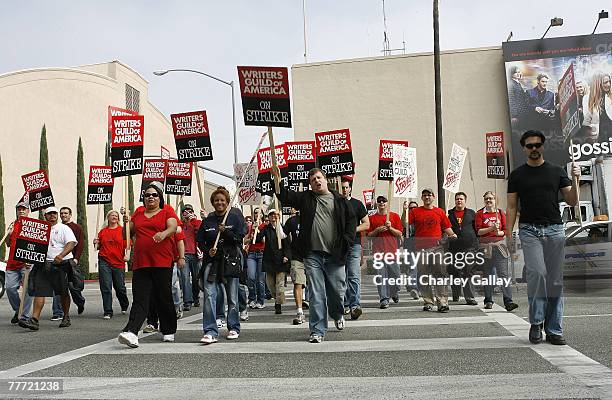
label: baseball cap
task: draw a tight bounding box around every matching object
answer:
[421,188,435,195]
[44,206,59,214]
[16,201,29,209]
[376,196,388,203]
[181,204,194,213]
[267,208,278,215]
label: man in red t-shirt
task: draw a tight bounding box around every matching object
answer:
[367,195,403,309]
[409,188,456,312]
[5,201,33,324]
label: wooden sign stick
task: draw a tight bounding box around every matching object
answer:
[386,180,393,222]
[267,126,282,249]
[124,177,131,260]
[569,139,582,226]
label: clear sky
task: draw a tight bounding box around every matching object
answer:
[2,0,610,183]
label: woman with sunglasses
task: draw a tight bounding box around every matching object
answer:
[475,191,518,312]
[94,210,129,319]
[118,182,179,348]
[197,187,246,344]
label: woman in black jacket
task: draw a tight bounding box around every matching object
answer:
[256,209,291,314]
[197,187,246,344]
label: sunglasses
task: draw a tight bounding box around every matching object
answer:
[524,143,543,149]
[484,197,495,201]
[143,192,160,198]
[377,200,387,203]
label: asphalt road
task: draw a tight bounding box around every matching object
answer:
[0,277,611,399]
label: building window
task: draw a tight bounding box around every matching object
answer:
[125,84,140,113]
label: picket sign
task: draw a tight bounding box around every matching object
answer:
[213,131,268,250]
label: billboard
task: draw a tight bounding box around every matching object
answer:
[502,33,612,167]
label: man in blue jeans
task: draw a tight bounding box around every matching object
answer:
[506,130,580,346]
[274,166,356,343]
[340,177,369,320]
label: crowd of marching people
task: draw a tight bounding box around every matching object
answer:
[4,130,581,347]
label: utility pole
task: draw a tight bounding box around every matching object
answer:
[433,0,445,209]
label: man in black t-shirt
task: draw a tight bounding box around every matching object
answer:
[507,130,580,346]
[341,177,369,320]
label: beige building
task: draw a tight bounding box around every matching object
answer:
[291,46,512,213]
[0,61,221,272]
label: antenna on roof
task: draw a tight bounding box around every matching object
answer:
[382,0,390,56]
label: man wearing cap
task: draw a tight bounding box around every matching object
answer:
[272,166,356,343]
[409,188,457,313]
[340,177,369,319]
[179,203,203,310]
[50,207,86,320]
[5,200,33,324]
[367,195,403,309]
[19,207,78,330]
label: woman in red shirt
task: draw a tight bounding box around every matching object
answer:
[118,182,179,348]
[475,191,518,312]
[94,210,129,320]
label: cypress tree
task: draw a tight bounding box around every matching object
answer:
[76,138,89,273]
[128,175,135,214]
[0,155,5,259]
[38,125,49,219]
[104,143,112,215]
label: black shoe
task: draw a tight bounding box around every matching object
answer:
[505,302,519,312]
[452,297,460,302]
[11,312,19,324]
[422,304,433,312]
[19,317,39,331]
[302,301,309,310]
[529,324,543,344]
[546,334,567,345]
[183,305,191,312]
[193,301,200,308]
[77,304,85,315]
[350,306,363,320]
[380,301,390,309]
[391,295,399,304]
[438,305,450,313]
[59,316,71,328]
[265,293,272,300]
[275,304,282,314]
[466,299,478,306]
[484,302,493,309]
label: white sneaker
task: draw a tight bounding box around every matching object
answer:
[227,330,239,340]
[118,331,139,348]
[142,324,157,333]
[162,334,175,342]
[255,303,265,309]
[334,316,345,331]
[240,310,249,321]
[200,334,218,345]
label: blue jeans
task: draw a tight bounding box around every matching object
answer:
[98,258,129,315]
[52,284,86,317]
[519,223,565,335]
[344,243,362,309]
[6,268,33,319]
[483,246,513,305]
[201,263,240,337]
[172,265,182,308]
[304,251,346,337]
[376,261,401,303]
[238,285,247,312]
[247,252,265,305]
[178,254,197,306]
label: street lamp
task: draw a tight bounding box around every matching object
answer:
[153,68,239,165]
[593,10,609,34]
[541,17,563,39]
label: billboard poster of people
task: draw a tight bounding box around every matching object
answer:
[393,145,418,198]
[315,128,355,177]
[256,145,288,195]
[21,170,55,212]
[378,140,409,181]
[110,114,144,177]
[140,159,167,201]
[502,33,612,166]
[165,161,192,196]
[87,166,114,205]
[237,66,291,128]
[285,141,315,191]
[9,217,51,265]
[485,132,506,179]
[442,143,467,194]
[234,162,261,205]
[171,110,214,162]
